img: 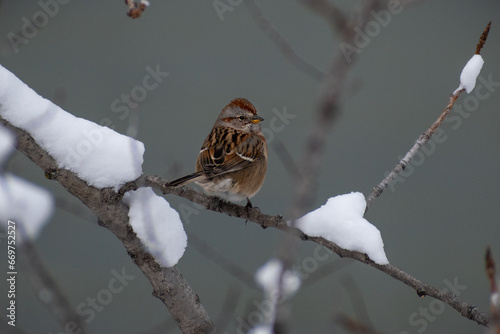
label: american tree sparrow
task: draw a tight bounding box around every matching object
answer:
[166,98,267,206]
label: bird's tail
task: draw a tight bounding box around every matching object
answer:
[165,171,204,187]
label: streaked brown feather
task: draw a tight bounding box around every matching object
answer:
[196,127,265,178]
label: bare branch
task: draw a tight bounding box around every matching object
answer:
[271,139,301,182]
[340,274,374,329]
[2,18,493,329]
[486,247,500,332]
[189,232,257,289]
[333,313,382,334]
[290,0,385,218]
[214,286,243,332]
[145,175,489,327]
[366,21,492,210]
[301,0,348,32]
[17,224,89,334]
[1,111,489,329]
[365,89,464,210]
[476,21,491,55]
[266,2,384,331]
[244,0,328,82]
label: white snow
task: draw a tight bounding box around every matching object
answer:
[454,54,484,94]
[0,126,54,241]
[248,325,273,334]
[0,174,54,241]
[0,65,144,190]
[492,292,499,308]
[293,192,389,265]
[255,259,301,300]
[123,187,187,267]
[0,126,15,163]
[251,259,301,331]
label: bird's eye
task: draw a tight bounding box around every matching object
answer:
[239,116,245,120]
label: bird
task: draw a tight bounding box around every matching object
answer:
[165,98,267,207]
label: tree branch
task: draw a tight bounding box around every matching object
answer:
[2,18,493,330]
[365,89,464,210]
[301,0,348,33]
[1,98,489,329]
[0,116,217,334]
[366,20,492,210]
[17,224,89,334]
[244,0,328,82]
[144,175,489,327]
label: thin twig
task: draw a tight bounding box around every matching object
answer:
[272,139,302,181]
[145,174,490,327]
[366,21,492,210]
[486,247,497,300]
[272,1,384,331]
[214,286,242,332]
[291,0,385,218]
[476,21,491,55]
[244,0,328,82]
[365,89,464,211]
[486,247,500,333]
[17,223,89,334]
[189,232,257,289]
[302,259,353,288]
[301,0,348,32]
[333,313,382,334]
[340,274,374,329]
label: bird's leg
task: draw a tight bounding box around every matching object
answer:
[246,197,253,209]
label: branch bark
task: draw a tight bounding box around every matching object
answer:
[0,116,217,334]
[365,89,464,211]
[1,18,492,332]
[145,175,489,327]
[1,101,490,330]
[366,20,492,210]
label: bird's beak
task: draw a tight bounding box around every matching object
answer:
[251,115,264,124]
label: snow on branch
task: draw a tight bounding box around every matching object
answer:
[453,22,490,94]
[366,21,492,210]
[0,18,494,329]
[123,187,187,267]
[0,64,144,190]
[148,175,489,327]
[294,192,388,265]
[0,126,53,241]
[0,66,215,333]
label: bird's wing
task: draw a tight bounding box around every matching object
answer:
[197,128,264,177]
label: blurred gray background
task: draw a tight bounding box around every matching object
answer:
[1,1,500,333]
